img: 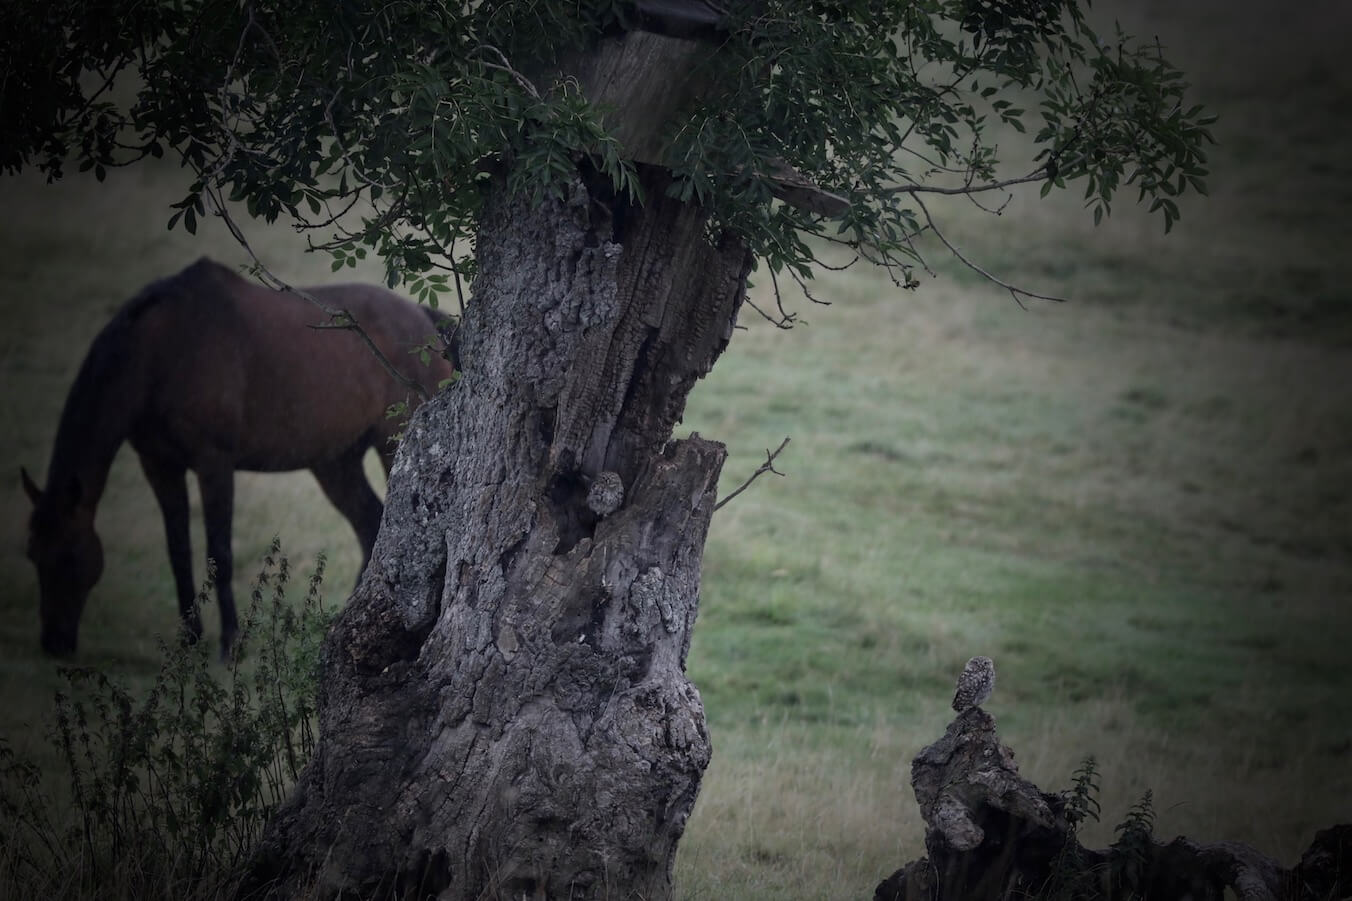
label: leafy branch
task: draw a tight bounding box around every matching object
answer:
[0,1,1215,316]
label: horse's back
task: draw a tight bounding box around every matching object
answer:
[127,258,451,471]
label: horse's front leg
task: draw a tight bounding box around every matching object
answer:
[197,463,238,658]
[138,453,203,645]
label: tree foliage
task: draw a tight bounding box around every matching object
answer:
[1,0,1213,310]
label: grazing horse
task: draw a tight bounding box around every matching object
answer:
[21,257,455,657]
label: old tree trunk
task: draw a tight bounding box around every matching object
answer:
[242,153,751,897]
[229,22,759,899]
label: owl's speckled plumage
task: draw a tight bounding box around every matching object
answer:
[586,471,625,517]
[952,656,995,712]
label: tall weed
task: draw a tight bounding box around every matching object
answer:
[0,540,332,900]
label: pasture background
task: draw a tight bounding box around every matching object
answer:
[1,1,1350,897]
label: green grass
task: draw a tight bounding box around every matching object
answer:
[3,2,1352,898]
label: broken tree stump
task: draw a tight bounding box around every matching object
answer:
[874,708,1352,901]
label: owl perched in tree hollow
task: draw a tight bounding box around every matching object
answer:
[586,471,625,517]
[952,655,995,712]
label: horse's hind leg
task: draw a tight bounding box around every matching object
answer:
[196,462,238,657]
[311,448,384,582]
[137,454,203,644]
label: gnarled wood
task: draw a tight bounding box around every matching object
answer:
[542,25,849,218]
[876,710,1352,901]
[241,168,750,899]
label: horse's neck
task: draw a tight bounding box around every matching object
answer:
[44,321,145,511]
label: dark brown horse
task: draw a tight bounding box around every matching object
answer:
[21,257,454,657]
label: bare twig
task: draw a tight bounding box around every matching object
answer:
[810,253,859,272]
[293,191,364,231]
[744,294,796,329]
[788,268,830,306]
[964,188,1014,216]
[911,194,1067,306]
[476,44,540,98]
[769,267,793,322]
[713,437,791,512]
[883,168,1050,197]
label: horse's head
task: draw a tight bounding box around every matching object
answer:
[21,467,103,656]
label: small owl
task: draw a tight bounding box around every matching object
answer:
[952,655,995,712]
[586,471,625,517]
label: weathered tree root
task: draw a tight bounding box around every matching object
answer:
[874,709,1351,901]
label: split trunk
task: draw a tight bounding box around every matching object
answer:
[242,168,751,899]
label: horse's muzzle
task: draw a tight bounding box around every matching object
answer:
[40,629,78,657]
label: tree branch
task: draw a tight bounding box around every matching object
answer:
[743,294,796,329]
[476,44,541,99]
[883,167,1051,198]
[713,437,790,511]
[912,194,1067,307]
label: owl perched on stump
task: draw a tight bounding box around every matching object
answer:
[952,655,995,712]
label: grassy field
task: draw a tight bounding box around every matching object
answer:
[2,1,1350,898]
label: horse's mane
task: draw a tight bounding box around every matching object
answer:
[89,257,216,341]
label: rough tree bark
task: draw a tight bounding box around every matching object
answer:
[229,19,757,899]
[239,158,750,898]
[875,709,1352,901]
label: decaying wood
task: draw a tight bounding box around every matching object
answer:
[631,0,728,41]
[761,157,850,219]
[234,17,761,899]
[543,21,849,219]
[238,164,750,900]
[545,30,720,169]
[875,709,1352,901]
